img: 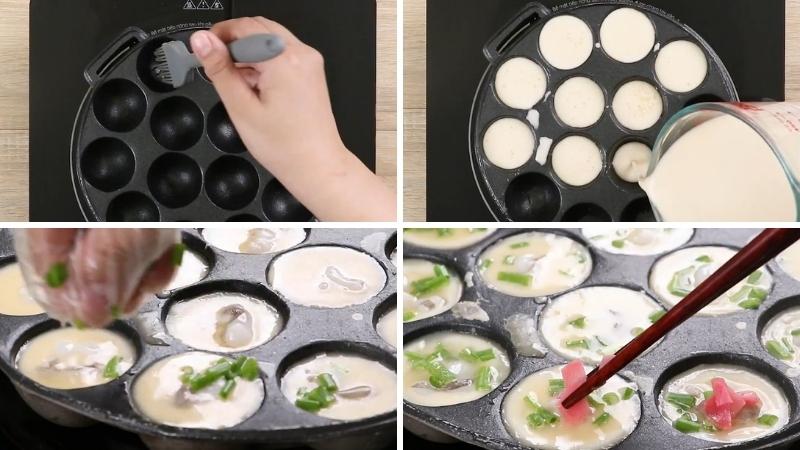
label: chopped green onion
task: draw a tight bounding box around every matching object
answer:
[428,363,457,388]
[738,298,763,310]
[295,397,322,412]
[648,310,666,323]
[239,358,260,381]
[110,305,122,319]
[475,366,495,391]
[45,262,68,288]
[410,273,450,296]
[587,395,604,409]
[667,266,695,297]
[757,414,779,427]
[673,417,702,433]
[480,259,492,270]
[695,255,712,263]
[620,387,635,400]
[666,392,697,411]
[548,379,565,396]
[568,316,586,329]
[593,412,611,426]
[103,356,121,379]
[317,373,338,392]
[433,264,447,277]
[72,319,86,330]
[565,338,589,350]
[403,310,416,322]
[220,378,237,399]
[703,390,713,400]
[611,240,625,249]
[187,359,232,393]
[526,399,559,428]
[179,366,194,384]
[783,337,795,354]
[171,243,187,266]
[602,392,619,405]
[503,255,516,265]
[430,343,453,361]
[498,271,532,286]
[747,270,763,284]
[792,329,800,337]
[459,348,495,362]
[510,242,530,249]
[435,229,453,237]
[766,340,793,360]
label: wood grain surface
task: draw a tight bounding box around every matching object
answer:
[0,0,396,222]
[403,0,800,221]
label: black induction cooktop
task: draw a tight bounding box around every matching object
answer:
[426,0,785,222]
[30,0,376,222]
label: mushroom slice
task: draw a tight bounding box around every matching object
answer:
[239,229,277,253]
[336,385,373,399]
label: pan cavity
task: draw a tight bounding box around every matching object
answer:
[92,79,147,132]
[15,327,135,389]
[761,305,800,367]
[262,179,313,222]
[611,141,651,183]
[494,57,548,109]
[81,138,135,192]
[655,40,709,93]
[267,246,386,308]
[600,8,656,63]
[658,362,790,443]
[131,351,264,429]
[150,96,204,151]
[137,37,179,93]
[106,192,160,222]
[207,102,247,154]
[581,228,693,255]
[165,292,283,352]
[776,241,800,281]
[376,307,397,348]
[201,228,307,254]
[554,77,605,129]
[147,153,202,208]
[551,136,603,187]
[502,364,640,450]
[539,15,594,70]
[0,262,44,316]
[205,156,260,210]
[505,173,561,222]
[650,246,773,315]
[403,259,463,323]
[403,331,510,407]
[483,118,535,170]
[162,246,209,292]
[612,80,664,131]
[403,228,496,250]
[540,286,664,364]
[280,351,396,420]
[477,231,592,298]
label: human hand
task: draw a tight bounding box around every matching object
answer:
[14,229,181,328]
[190,17,396,222]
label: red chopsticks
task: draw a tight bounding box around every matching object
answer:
[561,228,800,408]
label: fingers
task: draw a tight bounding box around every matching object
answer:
[190,30,260,119]
[211,16,301,47]
[21,229,78,275]
[126,250,177,314]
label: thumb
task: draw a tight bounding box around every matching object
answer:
[190,30,260,118]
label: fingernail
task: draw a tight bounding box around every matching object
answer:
[191,31,213,58]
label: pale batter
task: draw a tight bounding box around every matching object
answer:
[761,306,800,367]
[655,40,708,93]
[201,228,306,254]
[776,241,800,281]
[600,8,656,63]
[403,259,463,322]
[495,57,548,109]
[612,80,663,131]
[483,118,536,170]
[162,249,209,292]
[539,15,594,70]
[612,142,652,183]
[554,77,605,128]
[581,228,693,255]
[376,307,397,348]
[0,262,44,316]
[404,228,496,250]
[551,136,603,186]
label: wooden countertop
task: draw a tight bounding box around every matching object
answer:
[0,0,396,222]
[404,0,800,221]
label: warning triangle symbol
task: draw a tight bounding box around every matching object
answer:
[183,0,196,9]
[197,0,211,9]
[211,0,223,9]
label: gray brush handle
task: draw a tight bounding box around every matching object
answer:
[228,34,286,63]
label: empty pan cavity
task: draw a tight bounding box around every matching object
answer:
[150,96,204,151]
[204,156,260,210]
[207,102,247,154]
[92,79,147,132]
[505,173,562,222]
[106,191,160,222]
[147,153,203,208]
[80,137,135,192]
[261,180,313,222]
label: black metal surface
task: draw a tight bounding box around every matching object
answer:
[403,229,800,450]
[30,0,377,222]
[469,1,737,222]
[0,228,398,446]
[427,0,785,222]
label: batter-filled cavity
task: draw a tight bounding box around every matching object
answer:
[0,263,44,316]
[600,8,656,63]
[201,228,306,254]
[403,259,463,323]
[539,15,594,70]
[650,246,772,315]
[554,77,605,128]
[581,228,693,255]
[551,136,603,187]
[612,80,663,131]
[478,232,592,298]
[403,331,510,407]
[404,228,495,250]
[655,40,708,93]
[162,248,209,292]
[761,306,800,367]
[612,142,651,183]
[776,241,800,282]
[483,118,536,170]
[377,307,397,348]
[495,57,548,109]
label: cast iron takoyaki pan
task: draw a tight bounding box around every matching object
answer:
[72,27,313,222]
[0,228,397,448]
[469,1,738,222]
[403,228,800,449]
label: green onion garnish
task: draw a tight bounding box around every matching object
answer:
[410,271,450,296]
[187,359,231,393]
[548,379,565,396]
[480,259,492,270]
[611,240,625,249]
[510,242,530,249]
[568,316,586,329]
[179,366,194,384]
[497,271,532,286]
[435,229,453,237]
[666,392,697,411]
[602,392,619,405]
[220,378,237,400]
[171,243,187,266]
[766,340,793,360]
[475,366,495,391]
[757,414,779,427]
[45,262,68,288]
[317,373,338,392]
[503,255,516,265]
[459,348,495,362]
[403,310,416,322]
[667,266,694,297]
[72,319,86,330]
[565,338,589,350]
[526,399,560,428]
[620,387,635,400]
[110,305,122,319]
[695,255,712,263]
[738,298,762,310]
[747,270,763,284]
[673,417,701,433]
[295,397,322,412]
[587,395,604,409]
[703,390,713,400]
[648,310,666,323]
[103,356,121,379]
[593,412,611,426]
[792,329,800,337]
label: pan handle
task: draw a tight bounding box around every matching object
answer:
[483,2,552,61]
[84,27,149,85]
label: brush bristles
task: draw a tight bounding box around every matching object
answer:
[151,46,173,83]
